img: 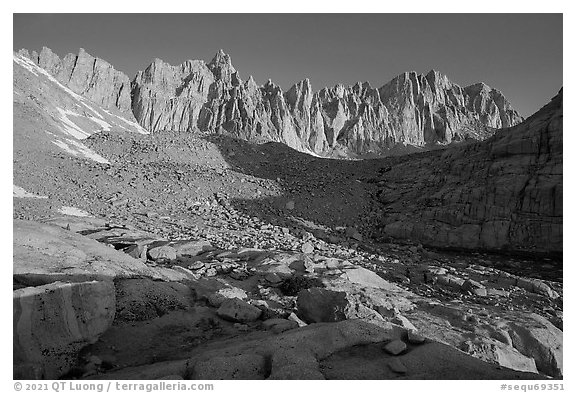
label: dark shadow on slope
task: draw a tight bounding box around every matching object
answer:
[201,134,386,238]
[201,104,562,262]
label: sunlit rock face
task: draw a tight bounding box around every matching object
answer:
[129,50,523,157]
[19,47,132,113]
[19,47,523,157]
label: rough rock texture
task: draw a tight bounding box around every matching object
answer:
[129,50,522,157]
[131,57,215,132]
[114,279,193,322]
[13,280,116,379]
[379,71,521,147]
[296,288,352,323]
[460,338,538,374]
[373,90,562,254]
[192,354,268,380]
[505,313,563,378]
[92,320,541,380]
[19,47,132,113]
[13,51,148,171]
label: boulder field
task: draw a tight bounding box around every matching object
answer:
[13,218,561,380]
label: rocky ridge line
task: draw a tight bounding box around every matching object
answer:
[132,50,523,156]
[18,47,132,113]
[20,47,523,157]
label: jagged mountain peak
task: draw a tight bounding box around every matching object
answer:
[288,78,313,93]
[424,69,452,86]
[463,82,510,102]
[262,79,283,94]
[208,49,236,79]
[465,81,493,92]
[245,75,258,91]
[298,77,312,88]
[210,48,232,64]
[425,68,447,78]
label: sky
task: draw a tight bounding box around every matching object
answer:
[13,14,562,117]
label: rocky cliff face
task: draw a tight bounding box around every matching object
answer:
[195,50,309,151]
[130,50,523,157]
[378,71,522,146]
[372,90,562,255]
[131,57,215,132]
[18,47,132,113]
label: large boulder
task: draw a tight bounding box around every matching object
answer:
[170,240,213,257]
[13,280,115,379]
[296,288,354,323]
[216,298,262,323]
[460,338,538,374]
[506,313,563,378]
[342,267,398,290]
[147,245,177,261]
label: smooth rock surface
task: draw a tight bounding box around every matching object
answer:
[383,339,408,355]
[216,298,262,322]
[13,280,115,379]
[13,220,183,283]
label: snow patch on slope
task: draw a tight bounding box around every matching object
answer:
[14,52,149,136]
[15,54,89,104]
[86,114,112,132]
[102,109,149,135]
[58,206,92,217]
[51,137,110,164]
[55,108,91,139]
[13,55,39,76]
[13,185,48,199]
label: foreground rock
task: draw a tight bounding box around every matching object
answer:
[13,280,115,379]
[13,219,187,284]
[216,298,262,323]
[296,288,352,323]
[13,216,562,379]
[90,320,541,380]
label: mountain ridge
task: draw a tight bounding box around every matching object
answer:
[18,47,523,158]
